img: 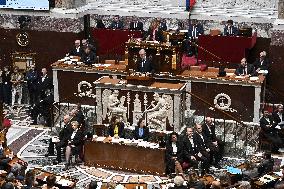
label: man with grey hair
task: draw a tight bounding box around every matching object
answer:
[45,114,73,164]
[136,49,154,73]
[254,51,270,72]
[171,176,186,189]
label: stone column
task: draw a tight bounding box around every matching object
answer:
[279,0,284,19]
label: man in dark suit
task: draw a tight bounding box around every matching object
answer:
[37,68,53,101]
[254,51,270,72]
[108,116,125,138]
[273,104,284,125]
[69,40,83,57]
[181,127,199,170]
[259,109,282,153]
[136,49,155,73]
[188,20,204,39]
[81,46,96,66]
[109,15,124,29]
[235,58,255,76]
[129,17,143,31]
[224,20,238,36]
[133,118,149,141]
[257,153,274,176]
[45,115,74,164]
[165,132,184,175]
[65,121,85,169]
[26,65,38,105]
[193,124,211,174]
[202,117,224,167]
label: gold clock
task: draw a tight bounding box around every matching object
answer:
[16,32,30,47]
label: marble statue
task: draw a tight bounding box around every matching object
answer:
[144,93,170,130]
[107,90,127,122]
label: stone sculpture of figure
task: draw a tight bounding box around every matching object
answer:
[107,90,127,122]
[144,93,170,130]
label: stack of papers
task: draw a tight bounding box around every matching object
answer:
[259,174,276,183]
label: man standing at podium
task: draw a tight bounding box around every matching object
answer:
[136,49,154,73]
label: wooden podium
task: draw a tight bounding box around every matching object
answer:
[125,41,182,73]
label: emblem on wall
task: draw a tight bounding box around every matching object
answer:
[16,32,30,47]
[213,93,237,112]
[76,81,96,98]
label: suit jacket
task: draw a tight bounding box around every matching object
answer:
[2,71,11,85]
[254,58,269,70]
[193,132,210,152]
[182,135,198,161]
[68,129,85,146]
[109,21,124,29]
[129,21,144,31]
[202,123,217,141]
[165,141,183,162]
[108,122,125,138]
[272,111,284,125]
[81,51,96,66]
[144,28,164,42]
[133,126,149,141]
[26,70,38,91]
[159,22,167,31]
[136,57,154,73]
[235,64,255,76]
[188,23,204,38]
[59,123,74,142]
[224,25,238,36]
[259,116,277,137]
[69,46,84,57]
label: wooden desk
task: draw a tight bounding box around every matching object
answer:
[84,140,166,175]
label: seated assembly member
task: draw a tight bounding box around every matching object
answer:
[235,58,255,76]
[133,118,149,141]
[69,40,83,57]
[108,116,125,138]
[109,15,124,29]
[81,46,96,66]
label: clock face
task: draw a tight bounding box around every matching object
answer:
[16,32,30,47]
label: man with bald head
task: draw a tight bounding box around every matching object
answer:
[69,40,83,57]
[46,114,74,164]
[136,49,155,73]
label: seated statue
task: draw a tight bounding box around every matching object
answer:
[107,90,127,122]
[144,93,170,130]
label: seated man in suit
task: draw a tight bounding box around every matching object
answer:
[108,116,125,138]
[81,46,96,66]
[259,109,282,153]
[133,118,149,141]
[165,132,184,176]
[188,20,204,39]
[202,117,224,167]
[224,20,238,36]
[193,124,212,174]
[69,40,83,57]
[181,127,199,171]
[273,104,284,126]
[65,121,84,169]
[136,49,155,73]
[157,17,167,31]
[235,58,255,76]
[109,15,124,29]
[45,115,73,164]
[129,16,143,31]
[254,51,270,72]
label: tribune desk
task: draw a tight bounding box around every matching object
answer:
[125,41,182,73]
[84,138,166,175]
